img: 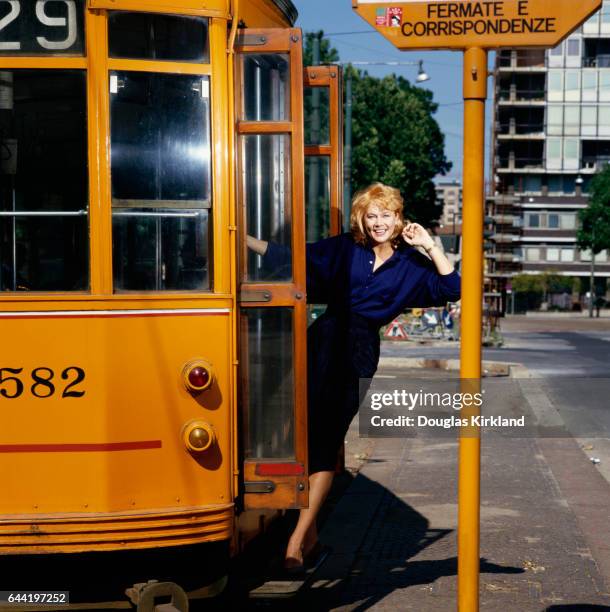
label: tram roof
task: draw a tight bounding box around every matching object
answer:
[271,0,298,26]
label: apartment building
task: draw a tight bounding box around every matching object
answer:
[435,179,462,269]
[489,1,610,298]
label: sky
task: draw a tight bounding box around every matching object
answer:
[291,0,495,183]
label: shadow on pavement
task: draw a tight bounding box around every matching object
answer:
[298,472,524,611]
[545,607,610,611]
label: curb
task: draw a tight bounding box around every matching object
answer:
[378,356,522,377]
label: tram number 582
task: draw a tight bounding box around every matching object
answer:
[0,1,78,52]
[0,367,86,399]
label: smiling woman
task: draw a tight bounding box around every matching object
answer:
[247,181,460,570]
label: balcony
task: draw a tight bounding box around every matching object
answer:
[497,87,546,105]
[487,252,522,262]
[583,54,610,67]
[490,214,519,224]
[496,50,546,71]
[496,156,544,172]
[581,140,610,172]
[491,233,519,243]
[583,39,610,68]
[496,120,545,139]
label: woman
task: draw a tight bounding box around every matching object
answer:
[247,182,460,571]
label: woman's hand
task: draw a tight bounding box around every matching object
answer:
[402,223,435,251]
[247,235,268,255]
[403,223,454,275]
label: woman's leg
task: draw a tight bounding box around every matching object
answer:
[284,470,334,567]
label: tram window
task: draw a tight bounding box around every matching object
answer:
[110,71,211,291]
[0,70,88,292]
[241,307,295,460]
[242,134,292,282]
[305,156,331,242]
[108,12,209,63]
[240,55,290,121]
[304,87,330,145]
[112,209,209,291]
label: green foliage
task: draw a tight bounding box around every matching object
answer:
[350,70,451,225]
[577,164,610,254]
[303,31,339,66]
[512,272,571,295]
[512,274,542,293]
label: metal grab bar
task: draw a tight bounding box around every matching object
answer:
[0,210,87,216]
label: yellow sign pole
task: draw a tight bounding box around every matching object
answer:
[458,46,487,611]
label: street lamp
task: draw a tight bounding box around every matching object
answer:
[416,60,430,82]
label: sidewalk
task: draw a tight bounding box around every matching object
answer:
[299,366,610,611]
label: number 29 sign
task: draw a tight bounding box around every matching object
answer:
[0,0,84,55]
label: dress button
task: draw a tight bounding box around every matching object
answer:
[369,260,373,264]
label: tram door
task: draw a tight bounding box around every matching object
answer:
[235,33,344,509]
[304,64,343,242]
[235,30,308,509]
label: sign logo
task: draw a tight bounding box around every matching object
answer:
[376,7,403,27]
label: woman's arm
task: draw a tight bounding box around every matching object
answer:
[402,223,453,275]
[246,235,268,255]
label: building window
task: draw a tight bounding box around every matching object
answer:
[546,248,560,261]
[548,71,563,101]
[526,213,540,227]
[546,137,562,169]
[582,72,597,102]
[561,214,576,229]
[567,38,580,56]
[582,105,597,135]
[547,175,562,193]
[526,248,541,261]
[550,43,563,56]
[560,248,574,262]
[547,105,563,135]
[598,106,610,136]
[564,105,581,135]
[563,138,579,169]
[600,72,610,101]
[563,175,576,194]
[565,71,580,101]
[523,175,542,193]
[548,213,560,228]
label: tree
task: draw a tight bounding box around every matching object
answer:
[577,166,610,256]
[350,71,451,225]
[303,31,339,66]
[577,164,610,315]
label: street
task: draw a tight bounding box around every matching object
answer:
[382,315,610,378]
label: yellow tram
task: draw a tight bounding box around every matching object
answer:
[0,0,343,606]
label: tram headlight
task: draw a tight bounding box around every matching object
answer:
[182,359,214,393]
[182,420,216,453]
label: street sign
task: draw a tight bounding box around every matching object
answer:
[353,0,602,50]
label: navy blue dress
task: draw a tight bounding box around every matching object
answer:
[265,233,461,473]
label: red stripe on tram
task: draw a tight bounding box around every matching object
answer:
[255,462,305,476]
[0,441,163,453]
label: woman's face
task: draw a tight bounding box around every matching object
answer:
[363,204,398,246]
